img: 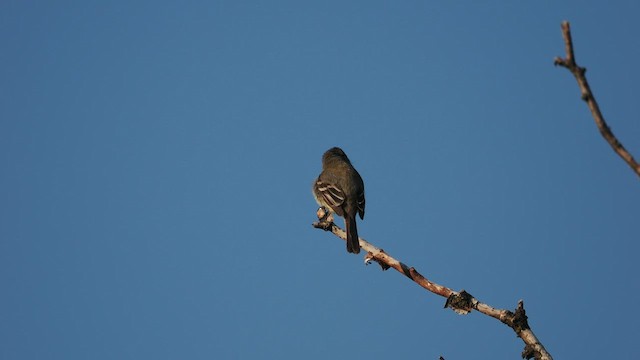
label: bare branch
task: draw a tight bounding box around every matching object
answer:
[312,217,553,360]
[554,21,640,178]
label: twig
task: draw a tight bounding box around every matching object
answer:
[312,218,553,360]
[554,21,640,178]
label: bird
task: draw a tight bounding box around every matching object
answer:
[313,147,365,254]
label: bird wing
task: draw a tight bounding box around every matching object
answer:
[315,179,346,217]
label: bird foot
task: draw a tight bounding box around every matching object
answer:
[316,207,334,223]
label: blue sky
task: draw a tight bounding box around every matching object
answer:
[2,1,639,359]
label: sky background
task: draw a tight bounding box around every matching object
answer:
[2,1,639,359]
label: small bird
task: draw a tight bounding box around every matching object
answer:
[313,147,366,254]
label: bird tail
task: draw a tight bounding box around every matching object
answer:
[345,215,360,254]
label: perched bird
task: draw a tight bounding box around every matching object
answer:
[313,147,366,254]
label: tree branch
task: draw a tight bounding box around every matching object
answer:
[553,21,640,178]
[312,216,553,360]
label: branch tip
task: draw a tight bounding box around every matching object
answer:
[555,21,640,178]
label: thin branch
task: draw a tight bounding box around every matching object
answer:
[554,21,640,178]
[312,217,553,360]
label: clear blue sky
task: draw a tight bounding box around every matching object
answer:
[2,1,639,359]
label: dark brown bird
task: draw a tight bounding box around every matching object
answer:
[313,147,365,254]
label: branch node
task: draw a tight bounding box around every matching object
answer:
[522,344,539,360]
[512,300,531,333]
[553,57,568,68]
[444,290,474,315]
